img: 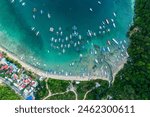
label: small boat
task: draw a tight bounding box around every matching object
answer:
[104,71,107,76]
[102,31,105,34]
[121,53,124,57]
[54,39,57,43]
[58,27,62,31]
[102,47,106,52]
[87,30,92,37]
[123,40,127,44]
[106,19,109,24]
[99,26,102,29]
[107,47,111,52]
[60,31,63,36]
[65,72,68,76]
[80,54,83,58]
[111,19,114,22]
[93,32,96,36]
[31,27,35,31]
[68,44,70,48]
[77,41,80,45]
[74,43,77,47]
[113,12,117,17]
[19,0,23,3]
[78,35,82,40]
[102,21,105,25]
[89,8,93,12]
[122,44,125,49]
[40,10,43,14]
[126,52,129,56]
[48,13,51,19]
[98,1,101,5]
[112,38,119,45]
[69,35,72,39]
[113,23,116,28]
[11,0,15,3]
[107,40,111,45]
[72,25,77,30]
[36,31,39,36]
[72,31,78,37]
[49,27,54,32]
[99,31,101,34]
[33,8,37,12]
[22,2,26,6]
[56,31,59,35]
[107,29,110,32]
[65,36,69,41]
[58,38,61,42]
[95,59,99,64]
[32,15,35,19]
[62,49,65,53]
[61,44,63,48]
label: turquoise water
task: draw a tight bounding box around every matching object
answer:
[0,0,134,77]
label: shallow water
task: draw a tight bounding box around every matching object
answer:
[0,0,134,78]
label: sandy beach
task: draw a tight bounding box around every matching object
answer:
[0,79,2,84]
[0,46,126,81]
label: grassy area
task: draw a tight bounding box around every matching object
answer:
[75,81,95,100]
[46,91,75,100]
[34,78,109,100]
[47,79,70,93]
[0,84,22,100]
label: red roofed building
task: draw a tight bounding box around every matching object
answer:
[23,79,30,85]
[21,84,26,89]
[1,65,9,70]
[13,74,18,80]
[0,53,3,59]
[9,66,13,70]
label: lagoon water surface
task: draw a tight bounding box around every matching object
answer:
[0,0,134,79]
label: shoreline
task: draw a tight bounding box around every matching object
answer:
[0,0,134,82]
[0,45,126,81]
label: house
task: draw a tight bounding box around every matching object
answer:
[18,85,23,91]
[30,81,38,87]
[13,83,19,88]
[23,78,31,85]
[13,74,18,80]
[23,89,29,97]
[0,64,9,70]
[18,83,26,91]
[0,53,3,60]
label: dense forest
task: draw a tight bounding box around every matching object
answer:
[106,0,150,99]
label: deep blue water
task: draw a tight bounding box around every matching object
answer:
[0,0,134,77]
